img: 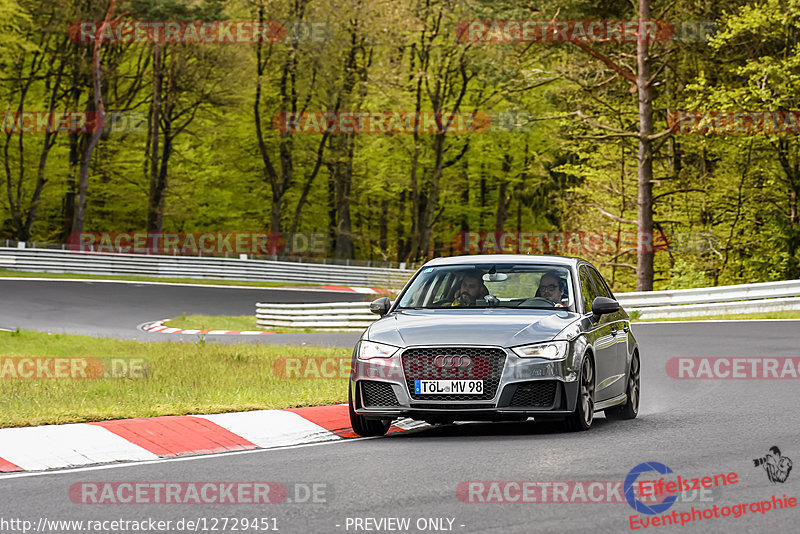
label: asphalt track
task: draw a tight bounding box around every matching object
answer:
[0,279,361,346]
[1,280,799,533]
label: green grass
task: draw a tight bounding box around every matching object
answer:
[0,268,322,288]
[164,314,262,331]
[633,310,800,322]
[0,329,351,428]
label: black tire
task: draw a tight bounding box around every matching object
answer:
[563,356,595,432]
[605,350,640,420]
[348,387,391,437]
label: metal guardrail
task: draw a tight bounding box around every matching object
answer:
[625,297,800,319]
[616,279,800,319]
[256,302,374,330]
[255,279,800,327]
[0,247,415,288]
[615,279,800,307]
[0,240,416,270]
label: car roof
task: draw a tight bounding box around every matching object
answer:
[422,254,585,267]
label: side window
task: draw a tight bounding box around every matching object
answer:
[588,267,613,299]
[579,267,598,313]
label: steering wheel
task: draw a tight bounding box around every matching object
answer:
[484,295,500,306]
[523,297,557,307]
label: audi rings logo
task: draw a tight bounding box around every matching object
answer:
[434,356,473,369]
[403,354,491,379]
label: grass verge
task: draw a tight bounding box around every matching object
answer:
[0,268,322,288]
[0,329,351,428]
[164,314,262,331]
[632,310,800,322]
[162,314,359,333]
[165,307,800,333]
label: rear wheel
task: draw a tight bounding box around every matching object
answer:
[563,356,595,432]
[349,387,392,437]
[605,351,640,420]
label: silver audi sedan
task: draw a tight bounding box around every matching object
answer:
[348,254,640,436]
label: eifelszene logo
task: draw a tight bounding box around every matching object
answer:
[625,462,678,515]
[624,462,737,516]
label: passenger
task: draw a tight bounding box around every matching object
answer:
[451,270,489,307]
[536,271,567,307]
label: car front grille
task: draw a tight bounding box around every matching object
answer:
[402,347,506,401]
[361,381,400,407]
[509,381,558,407]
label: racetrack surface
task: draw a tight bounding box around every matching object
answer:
[2,320,798,533]
[0,279,362,345]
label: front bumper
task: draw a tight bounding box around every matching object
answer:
[349,344,581,421]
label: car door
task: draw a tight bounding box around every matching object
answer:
[578,265,616,403]
[587,266,628,398]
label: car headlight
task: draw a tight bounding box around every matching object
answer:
[512,341,569,360]
[358,341,399,360]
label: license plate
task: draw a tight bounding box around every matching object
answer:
[414,380,483,394]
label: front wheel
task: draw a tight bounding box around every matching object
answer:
[563,356,595,432]
[605,351,640,420]
[349,387,392,437]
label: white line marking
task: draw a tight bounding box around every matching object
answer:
[0,425,431,480]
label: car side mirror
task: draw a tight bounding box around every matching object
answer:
[591,296,620,320]
[369,297,391,316]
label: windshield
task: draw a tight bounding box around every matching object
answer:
[396,264,575,311]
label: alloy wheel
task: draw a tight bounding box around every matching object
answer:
[581,357,594,426]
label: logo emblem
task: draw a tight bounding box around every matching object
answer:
[753,446,793,483]
[624,462,677,515]
[433,356,473,369]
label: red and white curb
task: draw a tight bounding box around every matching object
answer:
[0,405,427,473]
[142,319,275,335]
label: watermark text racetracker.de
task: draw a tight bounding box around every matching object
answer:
[69,481,327,505]
[0,516,278,533]
[274,356,492,381]
[273,110,549,134]
[68,20,331,44]
[0,357,150,379]
[69,231,327,256]
[455,20,715,43]
[1,111,147,134]
[666,357,800,379]
[273,110,491,134]
[451,230,717,255]
[668,110,800,135]
[455,480,716,504]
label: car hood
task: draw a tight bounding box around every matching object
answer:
[365,308,580,347]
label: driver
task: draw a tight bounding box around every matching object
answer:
[451,270,489,307]
[536,271,566,307]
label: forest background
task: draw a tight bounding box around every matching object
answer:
[2,0,799,292]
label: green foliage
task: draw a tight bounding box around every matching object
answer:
[1,0,799,291]
[668,258,711,289]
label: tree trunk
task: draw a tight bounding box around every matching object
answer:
[72,0,115,235]
[495,155,512,231]
[379,199,388,254]
[636,0,654,291]
[329,133,355,259]
[146,43,163,233]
